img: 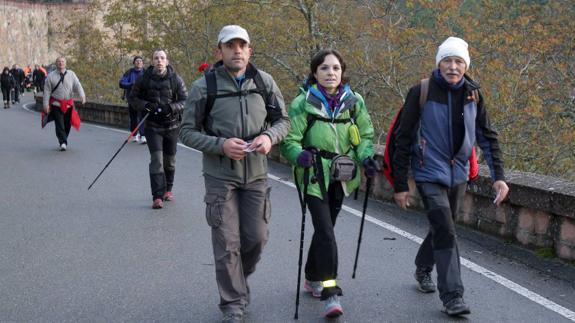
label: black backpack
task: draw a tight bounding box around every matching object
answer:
[202,69,282,135]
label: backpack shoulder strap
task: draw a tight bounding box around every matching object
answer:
[169,73,180,101]
[471,89,479,103]
[419,78,429,110]
[252,71,270,105]
[204,71,218,121]
[302,113,316,146]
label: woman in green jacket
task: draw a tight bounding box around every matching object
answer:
[280,49,377,318]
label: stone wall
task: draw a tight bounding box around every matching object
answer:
[34,95,575,262]
[0,0,87,68]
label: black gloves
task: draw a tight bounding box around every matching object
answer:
[144,102,172,116]
[144,102,158,113]
[158,103,173,115]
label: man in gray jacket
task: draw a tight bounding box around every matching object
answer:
[43,56,86,151]
[180,25,290,323]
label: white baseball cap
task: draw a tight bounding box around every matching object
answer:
[217,25,250,45]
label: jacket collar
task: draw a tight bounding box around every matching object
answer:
[305,83,358,118]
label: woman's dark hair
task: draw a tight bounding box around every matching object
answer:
[2,67,9,74]
[307,49,349,85]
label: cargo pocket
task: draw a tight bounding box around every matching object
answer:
[204,193,224,228]
[263,186,272,223]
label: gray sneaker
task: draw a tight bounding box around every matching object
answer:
[414,271,436,293]
[222,312,244,323]
[324,295,343,318]
[304,280,323,298]
[443,297,470,316]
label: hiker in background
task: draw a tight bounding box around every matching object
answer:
[120,56,146,143]
[180,25,289,323]
[42,56,86,151]
[392,37,509,316]
[128,49,187,209]
[33,64,47,93]
[1,67,15,109]
[10,64,24,104]
[280,49,376,318]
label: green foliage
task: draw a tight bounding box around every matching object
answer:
[61,0,575,181]
[534,247,555,259]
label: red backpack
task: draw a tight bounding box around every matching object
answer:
[382,79,479,188]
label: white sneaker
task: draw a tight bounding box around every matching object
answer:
[132,133,140,143]
[140,136,147,144]
[59,143,67,151]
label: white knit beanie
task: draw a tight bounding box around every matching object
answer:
[436,37,470,70]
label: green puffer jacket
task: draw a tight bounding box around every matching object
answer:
[280,84,374,199]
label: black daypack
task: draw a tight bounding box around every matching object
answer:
[203,69,282,135]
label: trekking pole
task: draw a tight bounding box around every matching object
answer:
[352,176,372,279]
[87,112,149,190]
[294,163,311,320]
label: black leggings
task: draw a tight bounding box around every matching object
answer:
[1,87,10,103]
[304,182,344,298]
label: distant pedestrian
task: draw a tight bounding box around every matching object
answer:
[32,64,46,93]
[128,49,187,209]
[393,37,509,316]
[119,56,146,143]
[280,49,376,318]
[180,25,290,323]
[42,56,86,151]
[10,64,24,104]
[1,67,15,109]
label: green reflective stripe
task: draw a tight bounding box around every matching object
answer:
[322,279,337,288]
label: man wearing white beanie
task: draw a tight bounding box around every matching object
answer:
[392,37,509,316]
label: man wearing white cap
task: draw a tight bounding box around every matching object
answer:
[180,25,289,323]
[392,37,509,316]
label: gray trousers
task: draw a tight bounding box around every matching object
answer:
[203,175,271,316]
[415,182,466,304]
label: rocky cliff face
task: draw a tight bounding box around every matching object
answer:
[0,1,87,68]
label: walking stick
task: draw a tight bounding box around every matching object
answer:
[294,164,311,320]
[352,176,372,279]
[87,112,149,190]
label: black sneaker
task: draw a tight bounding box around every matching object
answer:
[414,271,436,293]
[443,297,470,316]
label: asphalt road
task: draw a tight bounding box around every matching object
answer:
[1,93,574,322]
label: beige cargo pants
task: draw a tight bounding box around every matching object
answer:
[203,174,271,316]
